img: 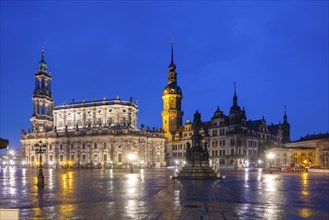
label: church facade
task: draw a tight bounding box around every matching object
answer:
[21,51,166,168]
[162,45,291,168]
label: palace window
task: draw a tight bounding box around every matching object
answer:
[82,155,86,161]
[212,130,217,136]
[118,154,122,162]
[104,154,107,161]
[49,145,52,151]
[283,158,287,164]
[94,143,97,149]
[71,155,74,161]
[49,155,53,162]
[60,144,63,150]
[60,155,63,162]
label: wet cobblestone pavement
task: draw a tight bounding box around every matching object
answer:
[0,168,329,219]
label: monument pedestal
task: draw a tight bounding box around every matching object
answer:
[173,161,218,179]
[172,111,219,180]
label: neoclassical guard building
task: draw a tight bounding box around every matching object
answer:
[162,45,291,168]
[21,51,166,168]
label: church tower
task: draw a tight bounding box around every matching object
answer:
[30,50,54,133]
[161,43,183,141]
[282,106,291,143]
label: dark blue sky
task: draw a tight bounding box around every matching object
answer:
[1,1,328,148]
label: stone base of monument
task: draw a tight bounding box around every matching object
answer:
[172,161,219,180]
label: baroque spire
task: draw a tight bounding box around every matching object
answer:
[233,82,238,106]
[283,105,288,124]
[169,39,176,71]
[38,49,48,71]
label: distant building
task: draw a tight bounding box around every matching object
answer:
[162,44,291,168]
[21,50,166,168]
[284,133,329,168]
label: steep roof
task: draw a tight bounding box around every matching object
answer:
[247,120,262,131]
[268,124,280,135]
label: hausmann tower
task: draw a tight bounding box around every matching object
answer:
[161,43,183,141]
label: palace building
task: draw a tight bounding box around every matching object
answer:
[21,51,166,168]
[162,44,291,168]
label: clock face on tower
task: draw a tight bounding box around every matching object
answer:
[170,116,175,120]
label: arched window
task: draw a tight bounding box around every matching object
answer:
[118,154,122,162]
[108,117,113,126]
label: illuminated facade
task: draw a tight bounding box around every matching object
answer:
[162,47,291,168]
[284,133,329,168]
[21,51,166,168]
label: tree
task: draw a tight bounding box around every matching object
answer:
[0,138,9,149]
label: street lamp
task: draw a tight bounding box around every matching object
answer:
[127,153,136,173]
[267,152,275,171]
[35,141,47,187]
[175,160,178,168]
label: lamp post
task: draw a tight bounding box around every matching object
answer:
[127,153,135,173]
[35,141,47,187]
[267,152,275,173]
[175,160,178,168]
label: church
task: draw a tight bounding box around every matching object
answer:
[21,51,166,169]
[162,44,291,168]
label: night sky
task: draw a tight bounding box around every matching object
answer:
[1,1,328,148]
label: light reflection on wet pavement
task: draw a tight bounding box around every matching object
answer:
[0,168,328,219]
